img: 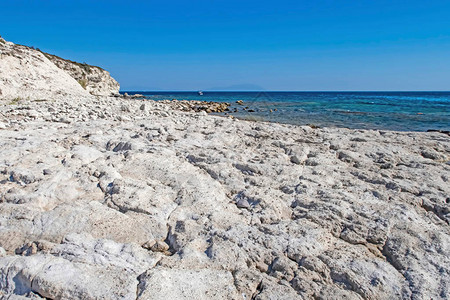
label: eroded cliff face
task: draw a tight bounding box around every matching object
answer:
[0,36,91,101]
[0,36,120,100]
[43,52,120,96]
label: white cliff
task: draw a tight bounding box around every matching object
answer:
[44,52,120,96]
[0,36,119,100]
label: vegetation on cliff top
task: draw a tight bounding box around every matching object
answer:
[40,51,104,73]
[0,35,104,72]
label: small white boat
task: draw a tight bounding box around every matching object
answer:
[198,91,203,96]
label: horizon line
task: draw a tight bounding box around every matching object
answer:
[120,90,450,93]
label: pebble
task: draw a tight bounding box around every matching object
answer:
[236,198,251,209]
[27,110,39,118]
[421,149,444,160]
[290,155,302,164]
[256,262,268,273]
[143,240,170,253]
[121,105,130,112]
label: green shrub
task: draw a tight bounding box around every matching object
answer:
[78,79,88,89]
[81,63,91,74]
[9,97,21,105]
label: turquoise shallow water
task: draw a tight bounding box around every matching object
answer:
[123,91,450,132]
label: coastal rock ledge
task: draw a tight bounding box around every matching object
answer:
[0,96,448,299]
[0,36,449,300]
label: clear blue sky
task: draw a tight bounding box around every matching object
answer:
[1,0,450,91]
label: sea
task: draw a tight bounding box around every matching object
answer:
[123,91,450,132]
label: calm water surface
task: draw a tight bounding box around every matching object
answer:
[122,91,450,132]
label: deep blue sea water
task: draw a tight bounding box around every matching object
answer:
[123,91,450,132]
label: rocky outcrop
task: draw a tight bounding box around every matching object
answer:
[160,99,231,113]
[43,52,120,96]
[0,96,448,299]
[0,36,90,101]
[0,36,119,100]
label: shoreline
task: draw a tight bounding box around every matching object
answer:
[3,95,448,134]
[123,91,450,133]
[0,95,449,298]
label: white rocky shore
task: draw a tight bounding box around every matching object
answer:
[1,35,450,299]
[0,95,449,299]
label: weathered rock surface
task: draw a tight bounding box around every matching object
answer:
[0,36,119,100]
[0,37,90,101]
[137,268,240,299]
[0,96,449,299]
[44,52,120,96]
[0,233,160,299]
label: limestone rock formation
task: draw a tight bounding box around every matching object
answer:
[43,52,120,96]
[0,36,119,100]
[0,96,448,299]
[0,36,90,101]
